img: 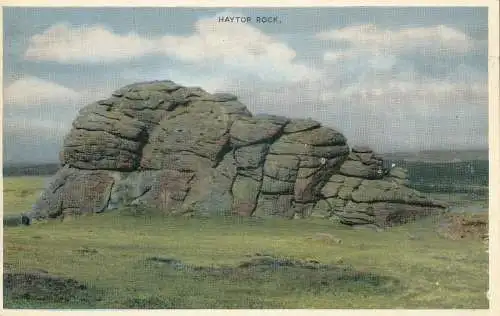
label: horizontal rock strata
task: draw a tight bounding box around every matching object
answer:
[25,80,447,227]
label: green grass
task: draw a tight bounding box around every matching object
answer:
[2,176,47,216]
[3,176,489,309]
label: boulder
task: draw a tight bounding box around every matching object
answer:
[23,80,447,228]
[389,167,408,179]
[315,147,446,226]
[339,156,383,179]
[351,145,373,153]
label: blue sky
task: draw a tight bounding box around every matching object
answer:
[3,7,488,163]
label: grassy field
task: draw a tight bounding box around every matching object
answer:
[2,176,48,217]
[3,175,489,309]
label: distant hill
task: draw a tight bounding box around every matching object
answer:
[381,149,488,196]
[3,163,60,177]
[382,149,488,162]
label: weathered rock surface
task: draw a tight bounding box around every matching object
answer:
[23,80,447,228]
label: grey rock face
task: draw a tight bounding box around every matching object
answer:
[26,80,447,227]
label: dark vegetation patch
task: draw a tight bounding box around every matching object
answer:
[121,295,174,309]
[144,253,402,296]
[74,246,99,255]
[3,270,100,307]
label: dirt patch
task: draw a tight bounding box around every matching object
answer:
[17,188,39,198]
[306,233,343,244]
[437,212,488,241]
[3,270,98,305]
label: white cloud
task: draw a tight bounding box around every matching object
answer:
[24,12,318,83]
[4,117,70,135]
[157,12,319,82]
[304,23,488,151]
[317,24,475,61]
[208,58,487,152]
[15,18,488,155]
[3,76,118,163]
[24,23,157,63]
[4,75,113,109]
[4,76,81,108]
[3,76,111,143]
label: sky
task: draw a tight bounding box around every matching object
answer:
[2,7,489,164]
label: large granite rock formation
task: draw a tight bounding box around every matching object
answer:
[23,80,447,227]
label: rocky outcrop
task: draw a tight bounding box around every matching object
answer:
[310,146,446,226]
[23,80,447,227]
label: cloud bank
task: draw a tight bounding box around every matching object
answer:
[4,10,488,163]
